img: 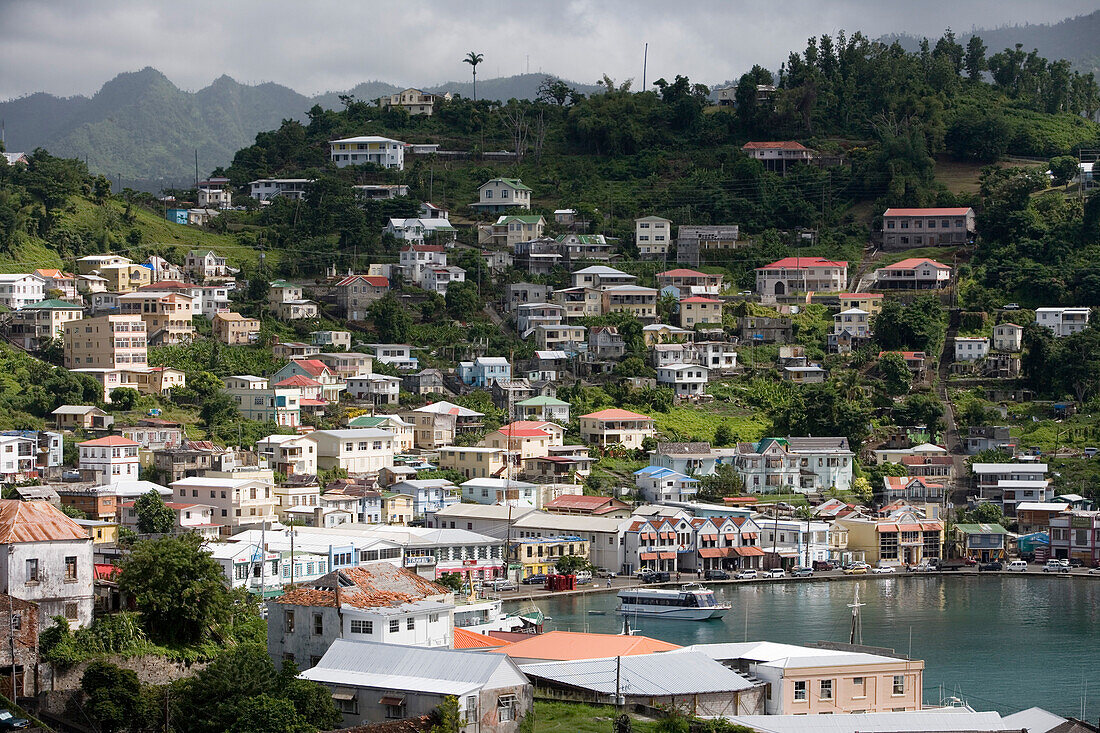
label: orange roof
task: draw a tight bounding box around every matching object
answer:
[78,436,140,448]
[743,141,810,150]
[880,258,950,270]
[0,500,88,543]
[581,408,651,421]
[544,495,625,512]
[657,268,710,278]
[453,627,510,650]
[35,268,73,279]
[883,207,972,217]
[507,421,557,432]
[289,358,330,377]
[839,292,883,299]
[494,425,553,438]
[680,296,722,304]
[757,257,847,270]
[489,630,680,660]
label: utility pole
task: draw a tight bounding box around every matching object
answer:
[642,43,648,91]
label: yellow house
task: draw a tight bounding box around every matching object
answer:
[579,409,656,450]
[438,446,511,479]
[678,296,723,328]
[838,293,884,318]
[835,510,944,567]
[98,264,153,293]
[75,518,119,544]
[482,425,556,460]
[507,535,590,578]
[642,323,693,346]
[602,285,658,321]
[212,311,261,345]
[381,492,414,524]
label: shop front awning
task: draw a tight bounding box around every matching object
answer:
[658,551,676,560]
[735,546,766,557]
[640,552,658,561]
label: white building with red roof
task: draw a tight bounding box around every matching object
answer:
[755,257,847,296]
[579,409,656,450]
[34,268,78,300]
[481,422,563,460]
[119,499,220,539]
[741,141,813,173]
[272,359,344,401]
[77,436,140,484]
[882,206,975,248]
[874,258,952,289]
[333,274,390,320]
[656,268,723,295]
[0,499,95,627]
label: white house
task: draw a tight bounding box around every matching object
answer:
[755,257,847,296]
[305,429,396,475]
[256,434,318,476]
[656,363,709,399]
[1035,307,1090,337]
[345,373,401,405]
[635,216,673,258]
[633,466,699,504]
[469,178,532,213]
[993,323,1024,352]
[954,337,989,362]
[248,178,313,201]
[0,273,46,310]
[365,343,418,371]
[77,436,140,484]
[329,136,406,169]
[874,258,952,290]
[461,477,538,508]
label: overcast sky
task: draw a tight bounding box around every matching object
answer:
[2,0,1098,100]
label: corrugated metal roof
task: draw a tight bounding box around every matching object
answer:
[723,708,1008,733]
[0,500,89,543]
[301,639,518,696]
[520,651,754,696]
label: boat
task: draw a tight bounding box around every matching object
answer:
[616,583,731,620]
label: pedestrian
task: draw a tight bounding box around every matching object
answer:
[676,571,681,582]
[607,578,612,588]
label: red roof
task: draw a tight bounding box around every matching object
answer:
[363,276,389,287]
[274,374,322,388]
[657,269,710,278]
[879,258,950,270]
[581,408,652,421]
[742,141,810,150]
[545,495,626,512]
[757,257,847,270]
[453,627,510,649]
[94,563,120,581]
[878,351,925,360]
[839,292,883,299]
[78,436,140,448]
[680,296,722,304]
[403,244,445,253]
[489,631,680,660]
[494,426,554,438]
[300,399,327,406]
[507,421,557,432]
[883,207,972,217]
[289,358,330,377]
[138,280,190,290]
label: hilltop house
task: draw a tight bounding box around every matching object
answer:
[328,135,406,169]
[635,216,673,258]
[881,207,974,249]
[873,258,952,289]
[378,87,451,116]
[479,214,545,247]
[470,178,532,213]
[756,257,847,296]
[741,141,813,173]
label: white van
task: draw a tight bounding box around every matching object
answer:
[1006,560,1028,572]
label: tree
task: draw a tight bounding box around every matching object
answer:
[118,533,231,644]
[431,696,463,733]
[278,665,343,732]
[555,555,590,575]
[964,35,987,82]
[445,280,482,321]
[200,392,240,437]
[59,504,86,520]
[851,476,873,505]
[82,661,142,733]
[133,490,175,534]
[713,422,734,448]
[369,295,412,343]
[189,370,225,401]
[108,387,140,411]
[463,52,484,101]
[227,695,311,733]
[1050,155,1080,188]
[696,464,744,503]
[536,77,576,106]
[878,352,913,397]
[437,573,464,592]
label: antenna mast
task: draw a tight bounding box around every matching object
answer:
[848,585,865,645]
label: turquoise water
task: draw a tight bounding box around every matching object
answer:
[510,575,1100,719]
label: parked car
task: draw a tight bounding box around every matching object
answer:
[871,564,896,574]
[703,569,730,580]
[812,560,835,571]
[1084,447,1099,458]
[1068,558,1084,568]
[908,563,936,573]
[0,711,29,730]
[1089,566,1100,575]
[1006,560,1029,572]
[978,561,1003,572]
[1002,303,1020,310]
[843,563,870,575]
[791,566,814,577]
[486,579,518,591]
[521,574,548,585]
[595,568,617,578]
[736,569,759,580]
[766,568,786,578]
[639,571,671,584]
[1043,560,1071,573]
[573,570,593,584]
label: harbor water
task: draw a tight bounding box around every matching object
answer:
[508,575,1100,720]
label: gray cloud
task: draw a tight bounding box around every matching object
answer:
[1,0,1098,99]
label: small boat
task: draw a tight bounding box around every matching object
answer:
[616,583,730,620]
[587,610,608,615]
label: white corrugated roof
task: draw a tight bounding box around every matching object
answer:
[723,708,1008,733]
[1001,706,1065,733]
[521,651,754,696]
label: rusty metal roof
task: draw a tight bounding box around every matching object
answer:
[0,500,90,543]
[274,564,448,609]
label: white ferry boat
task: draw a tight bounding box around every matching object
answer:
[617,583,731,620]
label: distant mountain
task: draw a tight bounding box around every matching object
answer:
[882,10,1100,76]
[0,69,597,188]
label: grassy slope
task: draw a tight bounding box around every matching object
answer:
[522,702,664,733]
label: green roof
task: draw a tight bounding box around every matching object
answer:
[516,396,569,407]
[494,178,532,191]
[349,415,388,428]
[25,298,83,309]
[189,249,214,257]
[270,280,293,288]
[754,437,790,452]
[554,235,605,245]
[499,215,544,225]
[954,523,1009,535]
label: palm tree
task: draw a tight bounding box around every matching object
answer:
[463,52,484,101]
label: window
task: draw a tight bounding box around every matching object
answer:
[497,695,517,722]
[313,613,324,636]
[407,617,415,630]
[350,619,373,634]
[852,676,866,697]
[65,603,78,620]
[820,679,833,700]
[793,681,807,701]
[389,619,399,633]
[336,697,359,714]
[893,675,905,695]
[65,556,78,581]
[25,558,39,583]
[284,610,295,633]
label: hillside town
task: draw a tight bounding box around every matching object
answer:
[2,9,1100,733]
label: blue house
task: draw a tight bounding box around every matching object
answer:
[166,208,189,225]
[634,466,699,504]
[457,356,511,388]
[390,479,459,517]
